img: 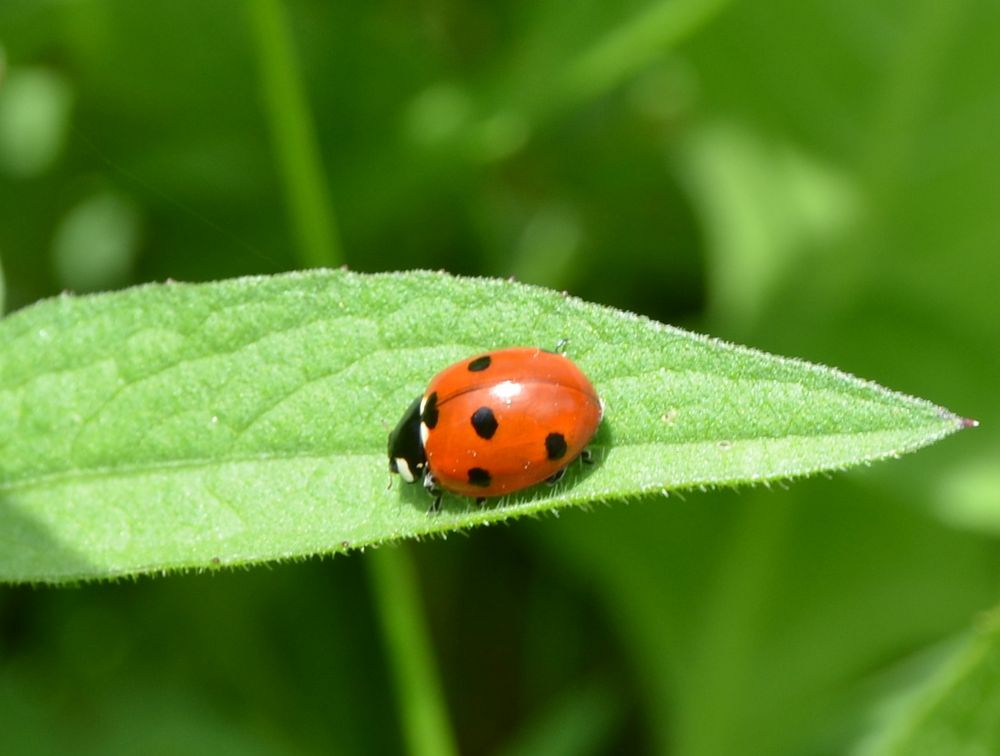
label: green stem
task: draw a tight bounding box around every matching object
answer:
[247,0,343,268]
[367,546,459,756]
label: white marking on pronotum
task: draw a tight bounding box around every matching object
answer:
[420,422,430,446]
[395,457,415,483]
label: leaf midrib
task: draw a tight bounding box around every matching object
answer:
[0,419,954,494]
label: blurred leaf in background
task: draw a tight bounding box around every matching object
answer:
[51,189,141,291]
[0,65,73,178]
[1,0,998,754]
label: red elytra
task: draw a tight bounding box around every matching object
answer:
[387,347,603,502]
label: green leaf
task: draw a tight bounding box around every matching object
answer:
[0,269,969,583]
[857,610,1000,756]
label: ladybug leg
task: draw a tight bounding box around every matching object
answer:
[423,470,440,494]
[546,467,567,485]
[475,497,486,506]
[423,471,442,514]
[553,338,570,354]
[580,448,594,465]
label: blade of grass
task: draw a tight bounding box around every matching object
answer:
[464,0,732,161]
[247,0,342,268]
[680,495,792,756]
[245,12,441,752]
[864,0,971,207]
[562,0,731,107]
[858,610,1000,755]
[367,546,459,756]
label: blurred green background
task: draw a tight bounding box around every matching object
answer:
[1,1,998,754]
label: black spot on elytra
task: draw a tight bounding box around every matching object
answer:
[468,355,492,372]
[470,406,498,439]
[468,467,492,487]
[422,392,439,429]
[545,432,568,460]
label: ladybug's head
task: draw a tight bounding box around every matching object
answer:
[388,395,426,484]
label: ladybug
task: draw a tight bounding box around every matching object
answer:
[388,347,603,509]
